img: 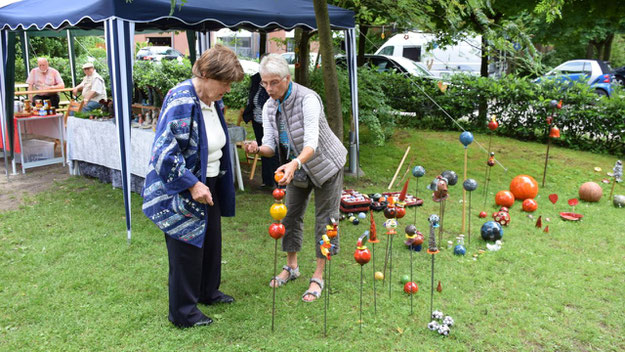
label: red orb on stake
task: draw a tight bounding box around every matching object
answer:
[488,116,499,131]
[404,281,418,294]
[522,198,538,212]
[272,188,285,201]
[509,175,539,200]
[268,223,285,239]
[395,206,406,219]
[495,190,515,208]
[479,211,487,218]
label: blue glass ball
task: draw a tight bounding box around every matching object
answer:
[441,170,458,186]
[459,131,474,147]
[463,178,478,192]
[481,221,503,241]
[412,165,425,178]
[453,245,466,255]
[358,212,367,219]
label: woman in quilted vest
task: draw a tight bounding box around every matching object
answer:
[244,54,347,302]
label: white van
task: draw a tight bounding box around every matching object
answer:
[375,32,483,77]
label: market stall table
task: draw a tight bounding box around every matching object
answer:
[66,116,246,193]
[0,113,65,174]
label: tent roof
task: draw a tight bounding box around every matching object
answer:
[0,0,355,31]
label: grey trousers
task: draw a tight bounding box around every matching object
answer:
[281,169,343,259]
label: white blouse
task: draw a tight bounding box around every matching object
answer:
[200,101,226,177]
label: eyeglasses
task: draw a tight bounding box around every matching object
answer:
[260,77,286,88]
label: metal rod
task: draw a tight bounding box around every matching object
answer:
[542,138,551,187]
[468,192,472,245]
[271,239,278,332]
[388,232,394,299]
[430,254,435,319]
[413,178,419,224]
[410,246,413,315]
[324,258,328,337]
[382,232,390,287]
[359,265,363,333]
[462,148,468,233]
[372,242,377,315]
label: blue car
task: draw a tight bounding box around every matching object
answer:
[536,59,613,97]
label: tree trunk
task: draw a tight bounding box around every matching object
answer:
[313,0,343,141]
[294,29,311,86]
[259,32,267,56]
[585,41,595,59]
[480,35,489,77]
[357,25,368,67]
[603,33,614,61]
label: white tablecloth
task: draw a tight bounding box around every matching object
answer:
[66,117,246,189]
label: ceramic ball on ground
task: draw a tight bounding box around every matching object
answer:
[437,324,450,336]
[358,212,366,219]
[374,271,384,280]
[509,175,539,200]
[441,170,458,186]
[401,274,410,285]
[522,198,538,212]
[403,282,418,294]
[579,182,603,202]
[481,221,504,241]
[352,218,360,225]
[443,316,454,327]
[614,195,625,208]
[495,190,515,208]
[432,310,444,320]
[492,210,511,226]
[454,244,466,255]
[428,321,439,331]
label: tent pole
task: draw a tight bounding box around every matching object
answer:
[105,18,135,244]
[0,30,9,178]
[345,28,359,176]
[22,31,30,74]
[67,30,76,88]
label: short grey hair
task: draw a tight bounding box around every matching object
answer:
[260,53,290,78]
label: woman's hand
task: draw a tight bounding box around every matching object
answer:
[275,160,298,186]
[243,140,259,154]
[189,181,214,206]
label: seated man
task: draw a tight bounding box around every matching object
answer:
[72,62,107,112]
[26,57,65,108]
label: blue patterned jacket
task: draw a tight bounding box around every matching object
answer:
[142,79,235,248]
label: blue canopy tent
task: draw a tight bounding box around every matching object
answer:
[0,0,358,244]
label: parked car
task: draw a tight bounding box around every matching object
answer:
[136,46,184,63]
[535,59,613,97]
[336,54,437,79]
[612,65,625,85]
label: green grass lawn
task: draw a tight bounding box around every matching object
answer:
[1,129,624,351]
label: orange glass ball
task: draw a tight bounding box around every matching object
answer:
[522,198,538,212]
[270,203,288,221]
[274,171,285,183]
[509,175,539,200]
[495,190,515,208]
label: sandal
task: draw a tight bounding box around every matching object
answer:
[301,278,324,302]
[269,265,300,288]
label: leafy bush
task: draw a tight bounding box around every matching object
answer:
[133,59,192,106]
[222,74,250,110]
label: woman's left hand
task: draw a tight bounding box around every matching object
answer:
[275,160,298,186]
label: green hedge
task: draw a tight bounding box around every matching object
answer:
[308,68,624,155]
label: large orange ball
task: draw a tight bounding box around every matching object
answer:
[579,182,602,202]
[495,190,515,208]
[509,175,539,200]
[522,198,538,212]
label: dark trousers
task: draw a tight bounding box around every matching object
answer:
[164,177,222,327]
[33,93,60,108]
[252,120,279,186]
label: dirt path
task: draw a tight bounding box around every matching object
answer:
[0,160,71,212]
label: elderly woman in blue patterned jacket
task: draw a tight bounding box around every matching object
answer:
[244,54,347,302]
[142,45,244,328]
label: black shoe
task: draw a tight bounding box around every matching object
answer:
[203,291,235,305]
[193,316,213,327]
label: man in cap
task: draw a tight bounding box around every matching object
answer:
[26,57,65,108]
[72,62,107,112]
